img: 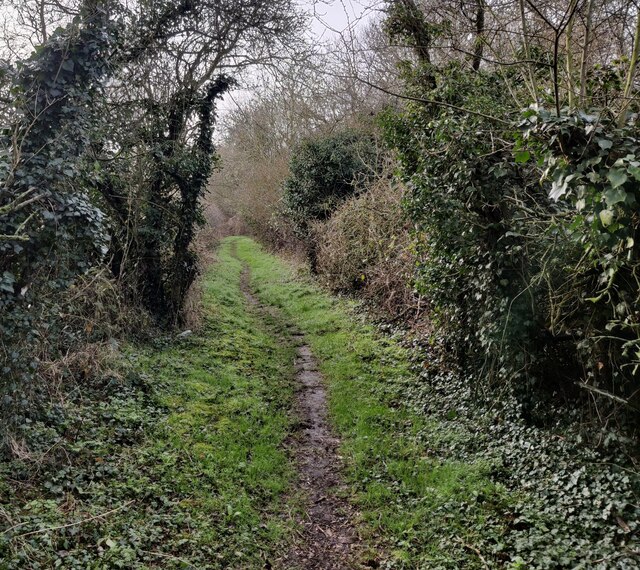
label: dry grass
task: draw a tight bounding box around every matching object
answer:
[314,176,428,323]
[38,341,122,402]
[0,266,153,457]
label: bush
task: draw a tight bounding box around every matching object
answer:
[521,110,640,415]
[282,129,384,267]
[382,66,545,384]
[383,63,639,426]
[315,175,424,321]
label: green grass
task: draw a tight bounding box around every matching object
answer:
[1,236,511,569]
[232,236,511,568]
[126,239,299,567]
[0,239,298,569]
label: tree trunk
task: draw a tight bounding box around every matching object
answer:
[619,7,640,126]
[472,0,485,71]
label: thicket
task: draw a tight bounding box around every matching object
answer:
[369,0,640,427]
[0,0,300,448]
[314,175,423,320]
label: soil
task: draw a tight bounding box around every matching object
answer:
[239,265,365,570]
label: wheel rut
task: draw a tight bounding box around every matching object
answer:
[238,263,364,570]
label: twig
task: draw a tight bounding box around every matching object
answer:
[576,382,637,409]
[10,500,135,540]
[342,74,512,125]
[591,550,640,564]
[142,550,197,568]
[456,538,490,570]
[0,188,40,215]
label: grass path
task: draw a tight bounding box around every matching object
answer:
[237,243,362,569]
[1,236,508,569]
[228,237,508,569]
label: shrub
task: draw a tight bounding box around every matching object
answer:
[383,64,639,425]
[315,175,424,321]
[282,129,384,268]
[521,109,640,415]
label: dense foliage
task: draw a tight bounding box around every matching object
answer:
[1,3,121,431]
[524,111,640,405]
[0,0,299,442]
[281,130,382,255]
[314,175,420,319]
[382,67,544,384]
[376,1,640,425]
[95,75,232,322]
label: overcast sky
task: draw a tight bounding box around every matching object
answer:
[304,0,379,40]
[217,0,382,118]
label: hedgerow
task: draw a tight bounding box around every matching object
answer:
[378,4,640,427]
[282,128,385,269]
[314,174,423,321]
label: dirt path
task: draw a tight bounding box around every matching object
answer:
[239,265,363,570]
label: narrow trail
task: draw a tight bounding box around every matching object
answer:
[238,262,363,570]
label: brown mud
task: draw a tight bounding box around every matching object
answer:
[238,264,366,570]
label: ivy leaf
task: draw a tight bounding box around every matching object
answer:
[606,169,627,188]
[514,150,530,164]
[0,272,15,293]
[597,138,613,150]
[550,173,576,201]
[628,165,640,181]
[61,59,75,72]
[550,180,567,200]
[603,187,626,206]
[599,209,614,227]
[579,111,598,122]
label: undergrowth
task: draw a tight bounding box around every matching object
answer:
[234,236,640,569]
[314,175,423,322]
[0,240,297,569]
[2,236,637,569]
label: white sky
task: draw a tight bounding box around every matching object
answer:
[304,0,379,40]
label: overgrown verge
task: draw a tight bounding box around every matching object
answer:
[314,174,423,322]
[402,353,640,569]
[3,236,636,568]
[234,236,639,569]
[378,0,640,427]
[0,240,297,569]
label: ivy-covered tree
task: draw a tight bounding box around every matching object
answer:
[0,2,120,409]
[0,0,302,432]
[91,0,302,324]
